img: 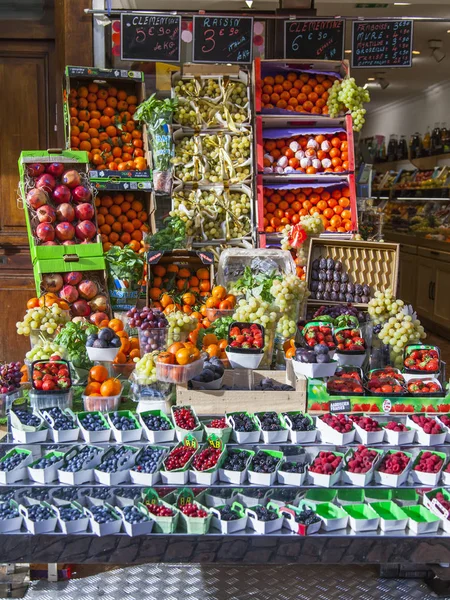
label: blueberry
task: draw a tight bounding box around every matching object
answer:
[110,412,137,431]
[90,505,116,524]
[13,410,40,428]
[133,447,165,474]
[122,505,149,524]
[52,487,78,502]
[0,502,19,520]
[115,487,142,500]
[60,446,102,473]
[59,506,84,522]
[0,452,27,472]
[43,407,76,431]
[33,454,62,470]
[27,504,55,522]
[88,488,112,501]
[142,414,171,431]
[97,446,134,474]
[80,413,108,432]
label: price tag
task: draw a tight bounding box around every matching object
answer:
[183,434,198,450]
[121,13,181,63]
[176,487,194,509]
[143,488,159,505]
[284,19,345,60]
[207,434,223,451]
[352,20,413,68]
[193,15,253,64]
[329,399,352,413]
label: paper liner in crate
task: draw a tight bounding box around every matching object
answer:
[40,407,80,443]
[254,411,289,444]
[218,448,255,485]
[93,445,139,486]
[370,501,409,532]
[246,501,284,534]
[129,445,169,486]
[138,409,175,444]
[341,447,384,487]
[314,502,349,532]
[247,449,284,486]
[19,501,58,535]
[54,501,90,534]
[276,458,308,486]
[0,448,33,485]
[85,502,122,537]
[77,411,111,443]
[115,502,154,536]
[57,445,105,485]
[210,502,248,534]
[342,504,380,533]
[27,451,65,484]
[403,505,440,535]
[281,412,316,444]
[410,450,446,487]
[405,415,447,446]
[10,409,48,444]
[374,450,413,487]
[226,411,261,444]
[106,410,143,443]
[316,414,355,445]
[0,500,23,533]
[307,451,344,488]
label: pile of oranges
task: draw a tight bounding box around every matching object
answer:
[95,191,149,253]
[26,293,69,312]
[84,365,123,411]
[262,185,353,233]
[260,72,336,114]
[68,82,147,172]
[149,263,212,315]
[157,341,202,367]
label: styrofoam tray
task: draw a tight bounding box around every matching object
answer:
[353,423,385,445]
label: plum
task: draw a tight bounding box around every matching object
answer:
[316,292,323,300]
[312,259,319,270]
[335,261,342,272]
[311,270,319,281]
[311,281,319,292]
[347,282,355,294]
[354,295,362,303]
[314,344,329,355]
[341,273,349,283]
[355,284,363,296]
[330,292,338,301]
[333,271,341,282]
[317,353,331,363]
[326,258,335,270]
[86,334,97,347]
[98,327,115,342]
[319,258,327,269]
[332,282,340,292]
[345,293,354,302]
[110,337,122,348]
[310,292,316,299]
[363,285,371,296]
[325,282,332,293]
[326,270,333,282]
[339,293,346,301]
[361,295,369,303]
[318,270,326,281]
[340,283,347,293]
[317,282,325,293]
[93,339,107,349]
[323,292,331,300]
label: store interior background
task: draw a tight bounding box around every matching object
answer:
[1,0,450,362]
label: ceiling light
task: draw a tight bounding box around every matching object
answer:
[394,2,411,5]
[412,50,421,55]
[245,0,253,7]
[367,77,375,81]
[447,30,450,34]
[345,50,352,54]
[429,39,446,63]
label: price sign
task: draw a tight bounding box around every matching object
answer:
[176,487,194,509]
[284,19,345,60]
[183,434,198,450]
[143,488,159,505]
[193,15,253,64]
[329,399,352,413]
[352,20,413,68]
[207,434,223,451]
[121,13,181,63]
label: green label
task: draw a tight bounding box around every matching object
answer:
[207,434,223,451]
[176,487,194,509]
[183,434,198,450]
[143,488,159,505]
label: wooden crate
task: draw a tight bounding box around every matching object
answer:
[176,370,307,415]
[306,238,399,309]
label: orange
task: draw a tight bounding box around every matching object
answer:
[89,365,109,383]
[203,333,219,346]
[129,337,139,350]
[108,318,124,332]
[27,297,40,309]
[182,292,196,306]
[113,351,127,365]
[175,348,192,366]
[197,268,209,280]
[168,342,185,355]
[100,378,122,397]
[211,285,227,300]
[129,349,140,360]
[206,344,221,358]
[85,381,102,395]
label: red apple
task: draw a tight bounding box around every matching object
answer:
[42,274,63,293]
[35,174,56,194]
[60,284,79,303]
[78,280,98,300]
[74,202,94,221]
[71,299,91,317]
[56,203,75,222]
[52,185,72,205]
[89,295,108,312]
[46,163,65,179]
[36,223,55,242]
[55,221,75,241]
[90,311,109,325]
[36,205,56,224]
[27,188,48,210]
[72,185,91,204]
[63,271,82,286]
[27,163,45,178]
[62,170,81,189]
[75,220,96,241]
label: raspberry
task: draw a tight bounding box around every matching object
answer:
[414,452,443,474]
[378,451,410,475]
[320,413,353,434]
[345,445,378,474]
[310,451,341,475]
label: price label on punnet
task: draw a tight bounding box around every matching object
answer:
[176,487,194,508]
[207,434,223,451]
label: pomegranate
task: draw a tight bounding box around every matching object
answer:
[74,203,94,221]
[36,205,56,224]
[78,280,98,300]
[89,295,108,312]
[42,241,58,246]
[36,223,55,242]
[75,220,96,241]
[62,170,81,189]
[27,163,45,178]
[41,274,63,293]
[27,188,48,210]
[52,185,72,205]
[90,311,109,325]
[56,203,75,223]
[55,221,75,241]
[62,240,76,246]
[46,163,65,179]
[72,185,91,204]
[63,271,82,286]
[35,174,56,194]
[71,299,91,317]
[60,285,79,303]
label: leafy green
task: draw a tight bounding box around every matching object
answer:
[197,316,234,348]
[105,246,145,289]
[233,266,281,303]
[147,217,186,251]
[54,321,98,370]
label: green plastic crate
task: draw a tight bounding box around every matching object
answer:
[32,258,107,298]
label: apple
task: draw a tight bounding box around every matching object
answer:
[35,174,56,194]
[78,280,98,300]
[74,202,94,221]
[27,188,48,210]
[42,274,63,293]
[63,271,82,286]
[60,284,79,303]
[72,185,91,204]
[55,221,75,241]
[71,299,91,317]
[36,205,56,224]
[89,295,108,313]
[36,223,55,242]
[52,185,71,205]
[62,169,81,189]
[90,311,109,325]
[27,163,45,178]
[46,163,65,179]
[75,220,96,241]
[56,203,75,222]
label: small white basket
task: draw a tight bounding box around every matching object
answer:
[85,503,122,537]
[19,502,57,534]
[55,502,90,534]
[116,504,154,537]
[27,452,65,484]
[246,503,284,534]
[57,445,105,486]
[316,416,355,445]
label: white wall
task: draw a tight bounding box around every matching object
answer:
[363,79,450,141]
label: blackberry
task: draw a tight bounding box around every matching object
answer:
[253,506,278,522]
[258,412,283,431]
[232,413,257,432]
[250,451,279,474]
[294,508,320,526]
[283,412,315,432]
[280,461,306,474]
[222,450,250,472]
[218,505,240,521]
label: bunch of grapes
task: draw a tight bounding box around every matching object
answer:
[327,78,370,132]
[367,290,405,325]
[0,362,22,394]
[166,311,198,346]
[232,297,278,329]
[379,312,426,367]
[16,305,70,337]
[126,307,168,330]
[26,341,67,361]
[134,351,159,385]
[271,274,309,337]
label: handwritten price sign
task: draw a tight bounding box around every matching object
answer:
[352,20,413,68]
[193,16,253,64]
[284,20,345,60]
[121,13,181,63]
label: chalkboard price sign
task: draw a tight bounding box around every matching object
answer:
[193,16,253,64]
[352,20,413,68]
[121,13,181,63]
[284,20,345,60]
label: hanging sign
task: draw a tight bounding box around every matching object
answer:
[121,13,181,63]
[352,20,413,68]
[284,19,345,60]
[193,15,253,64]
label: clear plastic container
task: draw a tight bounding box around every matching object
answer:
[0,389,24,417]
[138,328,168,354]
[29,389,73,411]
[130,376,173,403]
[112,362,135,379]
[82,392,122,412]
[206,308,235,323]
[156,355,205,384]
[216,249,296,289]
[29,330,57,349]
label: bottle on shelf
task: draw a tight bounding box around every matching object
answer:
[387,134,398,162]
[397,135,408,161]
[441,122,450,154]
[431,122,442,155]
[422,126,431,155]
[409,132,422,160]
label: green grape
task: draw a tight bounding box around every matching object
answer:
[327,78,370,132]
[135,351,159,385]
